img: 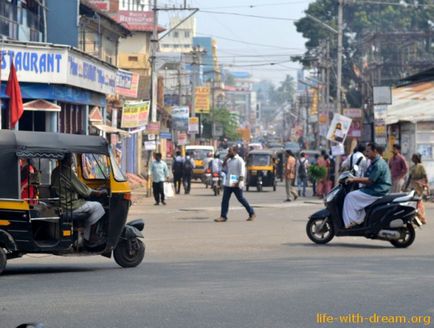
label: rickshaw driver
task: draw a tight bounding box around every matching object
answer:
[51,153,107,243]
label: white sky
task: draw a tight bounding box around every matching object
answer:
[159,0,314,84]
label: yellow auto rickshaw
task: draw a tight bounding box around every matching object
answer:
[245,150,277,192]
[0,130,145,275]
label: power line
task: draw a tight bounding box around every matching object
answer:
[196,32,300,50]
[201,1,308,10]
[199,10,298,22]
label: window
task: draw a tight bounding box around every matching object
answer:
[82,154,110,180]
[128,56,138,62]
[184,31,190,38]
[173,31,179,38]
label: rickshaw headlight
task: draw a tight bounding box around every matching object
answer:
[251,170,257,175]
[262,170,268,176]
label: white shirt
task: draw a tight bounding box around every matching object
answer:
[342,151,368,178]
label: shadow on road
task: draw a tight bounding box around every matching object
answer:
[282,242,392,249]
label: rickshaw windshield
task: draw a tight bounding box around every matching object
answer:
[82,153,110,180]
[109,147,127,182]
[193,149,211,160]
[248,154,271,166]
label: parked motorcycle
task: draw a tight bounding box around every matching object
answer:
[306,169,422,248]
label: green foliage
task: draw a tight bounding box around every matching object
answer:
[294,0,434,107]
[308,164,327,181]
[201,107,240,140]
[270,75,296,105]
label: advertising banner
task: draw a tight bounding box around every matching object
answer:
[177,132,188,146]
[195,86,210,114]
[171,106,189,131]
[188,117,199,134]
[116,69,139,98]
[145,122,161,135]
[121,101,150,128]
[326,113,352,144]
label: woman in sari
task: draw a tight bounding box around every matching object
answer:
[405,153,428,224]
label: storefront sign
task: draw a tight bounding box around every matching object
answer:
[171,106,189,131]
[343,108,362,118]
[88,0,110,11]
[327,113,352,144]
[121,101,150,128]
[145,122,161,135]
[1,45,117,95]
[111,11,154,31]
[309,89,318,116]
[116,69,139,98]
[188,117,199,134]
[89,0,110,11]
[195,87,210,114]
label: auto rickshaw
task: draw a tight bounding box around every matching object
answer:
[0,130,145,275]
[245,150,277,192]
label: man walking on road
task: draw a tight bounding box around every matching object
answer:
[183,153,195,194]
[296,152,309,198]
[151,152,169,205]
[284,150,298,202]
[389,144,408,193]
[215,146,256,222]
[172,150,184,194]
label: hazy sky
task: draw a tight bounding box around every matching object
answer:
[187,0,314,84]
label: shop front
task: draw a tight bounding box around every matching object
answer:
[0,40,117,134]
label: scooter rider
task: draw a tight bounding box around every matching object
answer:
[209,153,223,175]
[343,142,392,228]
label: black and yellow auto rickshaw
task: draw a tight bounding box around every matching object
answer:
[245,150,277,192]
[0,130,145,274]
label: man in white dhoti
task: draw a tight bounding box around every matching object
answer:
[343,143,392,228]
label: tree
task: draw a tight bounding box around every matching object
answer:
[201,108,240,140]
[270,75,295,106]
[294,0,434,107]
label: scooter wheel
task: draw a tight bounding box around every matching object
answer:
[390,223,415,248]
[0,248,6,275]
[114,239,145,268]
[306,217,335,244]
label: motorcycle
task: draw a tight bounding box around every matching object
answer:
[204,168,212,189]
[306,169,422,248]
[211,172,222,196]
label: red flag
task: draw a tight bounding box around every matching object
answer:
[6,62,23,129]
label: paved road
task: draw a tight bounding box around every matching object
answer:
[2,182,434,328]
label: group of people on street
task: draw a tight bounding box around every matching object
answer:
[171,151,196,195]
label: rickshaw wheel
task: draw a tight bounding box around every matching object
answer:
[114,239,145,268]
[0,248,6,275]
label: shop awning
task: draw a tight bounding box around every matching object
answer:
[387,82,434,124]
[23,99,61,112]
[92,123,130,137]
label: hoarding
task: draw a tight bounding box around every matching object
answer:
[326,113,352,144]
[195,86,210,114]
[121,101,150,128]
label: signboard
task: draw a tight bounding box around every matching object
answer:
[116,69,139,98]
[160,131,172,139]
[213,123,224,137]
[195,86,210,114]
[343,108,362,118]
[88,0,110,11]
[171,106,189,131]
[121,101,150,128]
[326,113,352,144]
[188,117,199,134]
[145,122,161,135]
[177,132,188,146]
[111,11,154,31]
[373,86,392,105]
[374,105,387,120]
[144,141,157,151]
[0,45,117,95]
[309,89,318,116]
[348,120,362,138]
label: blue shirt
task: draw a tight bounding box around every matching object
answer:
[151,160,169,182]
[361,156,391,197]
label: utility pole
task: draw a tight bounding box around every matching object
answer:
[335,0,344,183]
[151,0,158,123]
